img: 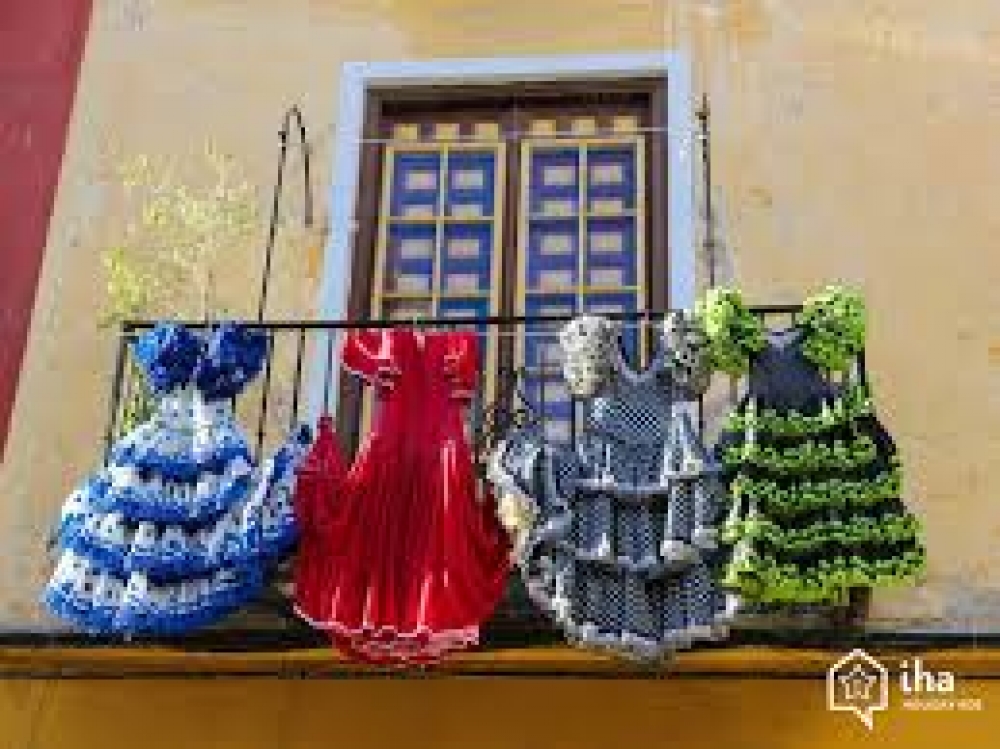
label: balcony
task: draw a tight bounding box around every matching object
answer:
[36,304,882,657]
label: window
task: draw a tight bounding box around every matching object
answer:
[370,119,506,410]
[518,116,649,442]
[341,80,669,448]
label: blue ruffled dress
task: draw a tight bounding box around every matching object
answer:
[43,322,311,635]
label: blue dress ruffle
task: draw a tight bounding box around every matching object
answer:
[43,322,310,636]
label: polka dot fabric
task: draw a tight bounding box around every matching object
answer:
[489,313,730,661]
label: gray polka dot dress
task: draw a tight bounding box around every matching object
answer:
[489,313,731,661]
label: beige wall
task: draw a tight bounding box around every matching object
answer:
[3,0,999,631]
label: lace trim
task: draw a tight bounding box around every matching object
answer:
[574,468,723,495]
[566,545,703,575]
[523,578,729,662]
[294,606,480,662]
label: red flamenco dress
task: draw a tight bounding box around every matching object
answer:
[293,329,511,664]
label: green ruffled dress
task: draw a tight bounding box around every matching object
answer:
[703,288,926,606]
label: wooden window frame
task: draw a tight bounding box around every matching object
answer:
[338,78,668,456]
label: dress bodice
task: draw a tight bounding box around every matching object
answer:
[132,323,204,395]
[586,373,673,448]
[131,322,268,401]
[341,328,479,434]
[560,312,715,476]
[746,328,836,411]
[193,323,269,401]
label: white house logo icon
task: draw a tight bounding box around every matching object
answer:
[828,649,890,730]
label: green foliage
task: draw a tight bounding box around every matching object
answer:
[99,246,155,327]
[693,287,766,375]
[99,142,260,436]
[118,356,157,434]
[105,142,259,321]
[798,286,867,372]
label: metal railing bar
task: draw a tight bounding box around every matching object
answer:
[321,330,336,414]
[255,106,313,323]
[254,333,276,457]
[289,327,307,427]
[121,305,807,333]
[102,335,129,463]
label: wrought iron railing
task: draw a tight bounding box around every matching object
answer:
[89,305,873,649]
[110,305,858,457]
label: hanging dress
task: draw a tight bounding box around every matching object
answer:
[489,313,730,661]
[43,322,311,635]
[293,328,511,664]
[708,288,927,606]
[292,414,348,631]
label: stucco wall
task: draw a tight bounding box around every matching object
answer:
[2,673,999,749]
[3,0,999,632]
[0,0,92,457]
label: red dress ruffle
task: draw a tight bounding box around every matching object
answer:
[293,329,511,664]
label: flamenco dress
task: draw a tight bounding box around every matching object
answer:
[712,291,927,607]
[293,329,511,664]
[489,313,730,661]
[43,322,311,635]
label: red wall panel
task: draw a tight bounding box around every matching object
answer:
[0,1,93,456]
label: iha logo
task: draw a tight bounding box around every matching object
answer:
[828,649,983,729]
[828,649,889,730]
[899,658,955,695]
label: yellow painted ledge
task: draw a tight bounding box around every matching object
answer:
[3,645,1000,678]
[4,646,1000,749]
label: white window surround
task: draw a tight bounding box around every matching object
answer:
[310,52,696,417]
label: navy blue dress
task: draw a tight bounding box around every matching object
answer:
[717,325,926,606]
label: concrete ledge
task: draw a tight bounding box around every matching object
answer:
[3,645,1000,679]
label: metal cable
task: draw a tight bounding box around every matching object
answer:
[258,122,697,153]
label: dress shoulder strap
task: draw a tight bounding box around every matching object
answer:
[557,315,619,397]
[131,322,205,395]
[660,310,712,396]
[693,287,766,376]
[798,286,867,372]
